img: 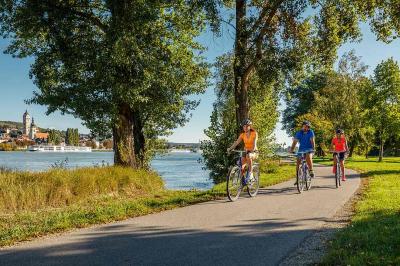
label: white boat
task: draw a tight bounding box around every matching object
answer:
[169,149,192,153]
[28,145,92,152]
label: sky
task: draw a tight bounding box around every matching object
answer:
[0,20,399,144]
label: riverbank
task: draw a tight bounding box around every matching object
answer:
[0,160,295,247]
[316,157,400,265]
[0,166,223,246]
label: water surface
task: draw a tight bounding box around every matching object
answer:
[0,151,212,190]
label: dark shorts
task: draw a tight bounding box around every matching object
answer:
[333,152,345,161]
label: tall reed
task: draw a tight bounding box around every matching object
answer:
[0,166,164,213]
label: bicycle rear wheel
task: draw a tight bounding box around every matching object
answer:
[296,164,305,193]
[227,166,242,201]
[247,164,260,197]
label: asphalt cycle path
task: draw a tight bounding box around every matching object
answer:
[0,165,360,266]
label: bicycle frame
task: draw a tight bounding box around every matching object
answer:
[297,152,308,175]
[233,150,248,183]
[332,152,342,187]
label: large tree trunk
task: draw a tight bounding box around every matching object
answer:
[113,103,137,167]
[112,104,146,168]
[234,0,250,134]
[132,109,146,168]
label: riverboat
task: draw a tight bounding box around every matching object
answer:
[28,145,92,152]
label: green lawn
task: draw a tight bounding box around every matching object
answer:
[318,156,400,265]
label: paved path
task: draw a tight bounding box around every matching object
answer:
[0,165,360,266]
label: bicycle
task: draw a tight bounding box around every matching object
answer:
[295,151,313,193]
[226,150,260,202]
[331,151,344,188]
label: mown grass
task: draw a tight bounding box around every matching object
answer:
[318,156,400,265]
[0,159,295,247]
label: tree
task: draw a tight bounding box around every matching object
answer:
[213,0,400,133]
[0,0,213,168]
[66,128,79,146]
[283,51,373,157]
[201,54,279,182]
[369,58,400,161]
[313,51,369,156]
[48,129,61,145]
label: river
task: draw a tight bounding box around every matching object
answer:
[0,151,213,190]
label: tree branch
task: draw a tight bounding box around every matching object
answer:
[46,1,108,33]
[244,0,285,77]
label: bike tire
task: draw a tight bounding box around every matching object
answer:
[335,163,339,188]
[305,168,312,190]
[247,164,260,197]
[338,164,342,186]
[296,164,305,193]
[226,166,242,202]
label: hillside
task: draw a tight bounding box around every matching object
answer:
[0,121,23,129]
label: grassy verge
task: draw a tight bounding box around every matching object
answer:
[0,166,223,246]
[317,156,400,265]
[0,160,295,247]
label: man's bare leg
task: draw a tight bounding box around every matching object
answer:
[306,153,314,177]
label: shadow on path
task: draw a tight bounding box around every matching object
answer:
[0,217,337,266]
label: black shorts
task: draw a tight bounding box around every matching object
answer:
[333,152,345,161]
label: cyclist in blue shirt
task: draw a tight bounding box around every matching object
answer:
[289,121,316,178]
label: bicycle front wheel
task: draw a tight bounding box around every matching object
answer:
[305,167,312,190]
[296,164,305,193]
[227,166,242,201]
[247,164,260,197]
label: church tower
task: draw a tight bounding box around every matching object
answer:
[29,118,38,140]
[23,110,31,136]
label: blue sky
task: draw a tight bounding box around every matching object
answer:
[0,21,399,144]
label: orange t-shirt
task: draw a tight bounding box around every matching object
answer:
[240,130,257,151]
[332,136,346,152]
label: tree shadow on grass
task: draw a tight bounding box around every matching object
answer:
[364,169,400,176]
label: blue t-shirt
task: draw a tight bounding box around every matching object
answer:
[294,129,315,151]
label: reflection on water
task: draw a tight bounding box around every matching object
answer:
[0,151,213,190]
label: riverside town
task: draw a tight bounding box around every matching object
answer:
[0,110,112,151]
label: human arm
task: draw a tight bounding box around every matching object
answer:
[227,135,242,152]
[310,130,316,151]
[330,138,335,152]
[252,132,258,152]
[289,139,298,153]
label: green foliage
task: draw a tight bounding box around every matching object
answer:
[47,129,61,145]
[201,54,279,182]
[283,51,400,158]
[321,157,400,265]
[368,58,400,160]
[66,128,79,146]
[0,1,212,167]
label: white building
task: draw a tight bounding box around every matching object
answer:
[29,118,38,140]
[23,110,31,136]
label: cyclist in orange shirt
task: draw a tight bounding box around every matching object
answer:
[331,129,349,181]
[227,119,258,183]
